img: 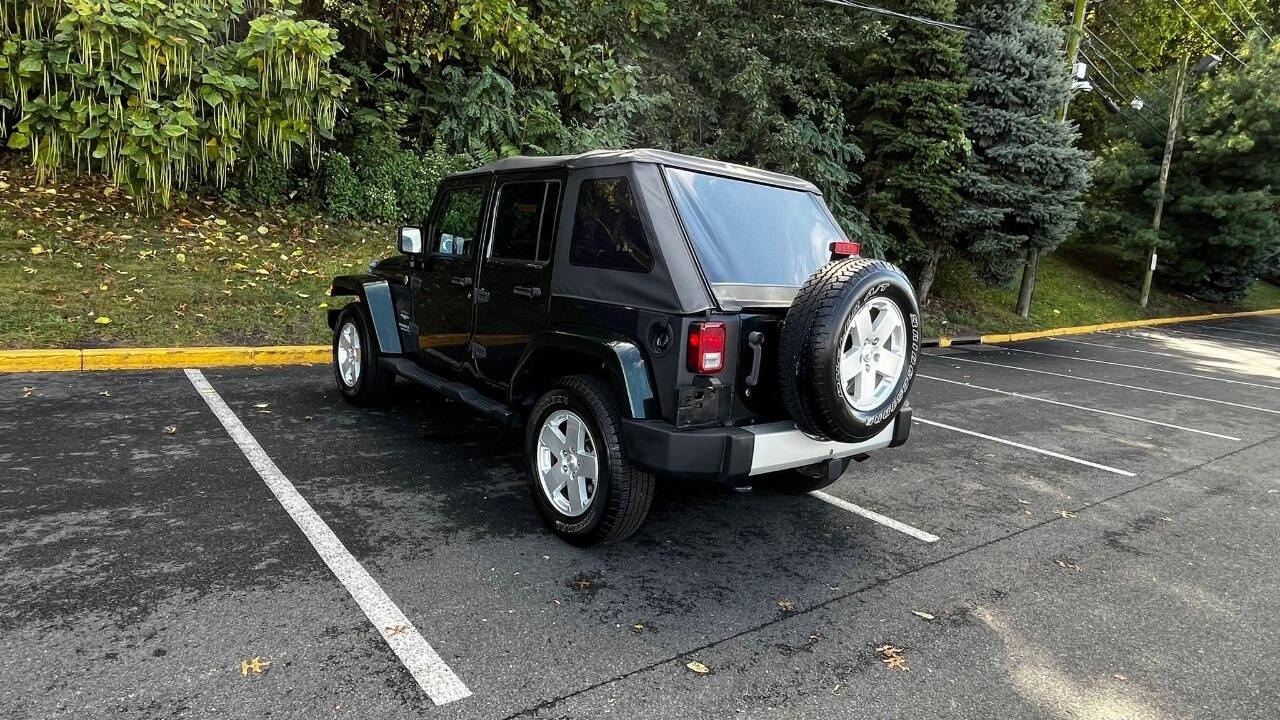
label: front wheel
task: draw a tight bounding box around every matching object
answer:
[525,375,655,546]
[332,303,393,406]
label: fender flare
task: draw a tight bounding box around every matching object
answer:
[511,329,659,419]
[328,275,403,355]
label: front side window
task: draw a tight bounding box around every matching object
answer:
[433,186,485,257]
[489,181,559,262]
[569,177,653,273]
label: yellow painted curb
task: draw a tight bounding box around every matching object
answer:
[0,349,83,372]
[969,307,1280,346]
[1,345,329,373]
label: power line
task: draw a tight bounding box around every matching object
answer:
[1081,30,1172,105]
[1091,84,1165,143]
[1169,0,1245,65]
[1234,0,1274,42]
[1078,49,1168,138]
[816,0,975,33]
[1102,9,1156,67]
[1209,0,1250,41]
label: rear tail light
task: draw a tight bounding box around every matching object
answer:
[687,321,726,374]
[831,241,861,257]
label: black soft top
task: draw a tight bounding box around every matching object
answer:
[450,148,821,194]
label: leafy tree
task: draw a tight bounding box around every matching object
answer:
[0,0,347,208]
[849,0,970,303]
[954,0,1090,290]
[627,0,871,238]
[315,0,668,155]
[1081,34,1280,302]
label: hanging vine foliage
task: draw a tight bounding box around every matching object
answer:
[0,0,347,208]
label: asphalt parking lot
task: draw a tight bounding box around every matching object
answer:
[3,315,1279,719]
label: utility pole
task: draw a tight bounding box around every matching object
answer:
[1016,0,1088,318]
[1139,53,1190,308]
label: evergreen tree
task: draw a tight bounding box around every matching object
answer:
[1159,34,1280,301]
[955,0,1091,288]
[850,0,971,304]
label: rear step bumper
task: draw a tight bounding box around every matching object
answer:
[621,405,911,485]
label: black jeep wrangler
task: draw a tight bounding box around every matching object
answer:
[328,149,920,546]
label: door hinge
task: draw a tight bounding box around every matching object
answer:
[472,343,487,359]
[474,287,490,303]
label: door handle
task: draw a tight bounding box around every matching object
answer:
[513,286,542,298]
[450,275,472,287]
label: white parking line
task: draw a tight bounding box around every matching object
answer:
[185,369,471,706]
[913,417,1136,477]
[926,353,1280,416]
[1198,323,1280,339]
[917,374,1241,441]
[1053,336,1217,360]
[810,491,940,543]
[995,345,1280,390]
[1135,326,1280,349]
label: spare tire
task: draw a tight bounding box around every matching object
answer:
[777,258,920,443]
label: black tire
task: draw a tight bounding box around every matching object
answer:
[525,375,655,547]
[332,303,394,406]
[777,258,920,442]
[761,458,851,494]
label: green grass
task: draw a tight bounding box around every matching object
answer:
[2,163,1277,348]
[922,246,1280,338]
[0,164,389,349]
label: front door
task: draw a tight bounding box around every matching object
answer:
[414,182,488,372]
[473,178,561,391]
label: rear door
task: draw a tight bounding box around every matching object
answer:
[414,182,488,372]
[472,177,561,391]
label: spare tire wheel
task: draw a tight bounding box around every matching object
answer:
[777,258,920,443]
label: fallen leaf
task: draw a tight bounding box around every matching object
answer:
[254,403,269,408]
[257,225,269,235]
[1113,673,1128,681]
[911,611,935,621]
[777,599,795,612]
[685,661,711,674]
[94,316,112,325]
[176,253,186,263]
[1055,510,1076,518]
[99,390,111,397]
[22,387,34,398]
[30,244,45,255]
[632,623,645,632]
[163,426,177,434]
[877,644,909,671]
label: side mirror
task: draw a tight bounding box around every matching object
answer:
[399,226,423,255]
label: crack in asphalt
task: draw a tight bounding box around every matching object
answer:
[500,428,1280,719]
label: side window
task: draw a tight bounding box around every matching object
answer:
[569,177,653,273]
[489,181,559,262]
[432,186,485,257]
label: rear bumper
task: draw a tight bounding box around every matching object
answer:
[621,405,911,484]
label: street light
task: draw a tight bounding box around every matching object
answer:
[1138,54,1222,307]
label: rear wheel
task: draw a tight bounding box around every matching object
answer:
[332,303,393,406]
[525,375,655,546]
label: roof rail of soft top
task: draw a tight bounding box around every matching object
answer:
[448,148,820,194]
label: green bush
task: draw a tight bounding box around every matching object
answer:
[1,0,346,209]
[320,138,473,223]
[224,156,295,207]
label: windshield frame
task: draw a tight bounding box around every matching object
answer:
[660,165,848,310]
